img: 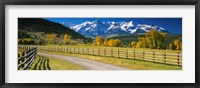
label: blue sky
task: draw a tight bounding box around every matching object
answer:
[44,18,182,34]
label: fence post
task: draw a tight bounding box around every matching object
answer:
[83,48,84,54]
[133,50,135,60]
[98,48,100,56]
[92,48,94,56]
[87,48,89,55]
[21,52,25,69]
[143,51,145,61]
[177,52,180,66]
[78,48,79,54]
[153,52,155,62]
[164,52,166,64]
[18,52,22,70]
[104,49,106,56]
[111,49,113,57]
[118,49,119,58]
[74,47,75,53]
[126,50,128,59]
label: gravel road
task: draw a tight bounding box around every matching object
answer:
[38,52,127,70]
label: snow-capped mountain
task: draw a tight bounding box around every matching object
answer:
[59,22,75,28]
[67,20,168,38]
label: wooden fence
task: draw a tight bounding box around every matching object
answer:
[23,46,182,66]
[18,47,38,70]
[38,46,182,66]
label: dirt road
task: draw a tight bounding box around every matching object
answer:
[38,52,127,70]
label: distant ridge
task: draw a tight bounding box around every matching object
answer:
[18,18,86,39]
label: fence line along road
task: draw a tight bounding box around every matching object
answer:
[18,47,38,70]
[22,46,182,66]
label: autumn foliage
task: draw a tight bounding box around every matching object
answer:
[94,36,122,47]
[46,33,57,44]
[130,30,181,50]
[95,36,103,45]
[63,34,71,44]
[169,39,182,50]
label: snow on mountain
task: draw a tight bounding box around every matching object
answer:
[66,20,167,38]
[59,22,75,28]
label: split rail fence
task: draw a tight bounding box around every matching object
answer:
[18,47,38,70]
[20,46,182,66]
[38,46,182,66]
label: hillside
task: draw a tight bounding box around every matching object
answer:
[18,18,92,45]
[18,18,86,39]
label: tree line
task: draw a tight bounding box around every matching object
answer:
[130,30,182,50]
[18,29,182,50]
[94,29,182,50]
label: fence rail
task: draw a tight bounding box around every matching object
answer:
[18,47,38,70]
[22,46,182,66]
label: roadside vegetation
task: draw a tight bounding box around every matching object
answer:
[29,55,86,70]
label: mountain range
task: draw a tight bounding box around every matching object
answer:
[61,19,168,38]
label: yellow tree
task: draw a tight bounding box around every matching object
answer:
[169,43,176,50]
[114,39,122,47]
[138,37,147,48]
[103,38,109,46]
[131,41,137,48]
[63,34,71,44]
[145,29,166,49]
[107,39,122,47]
[95,36,103,45]
[46,33,57,44]
[136,42,142,48]
[108,39,114,47]
[173,39,182,50]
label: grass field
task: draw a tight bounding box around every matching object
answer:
[29,55,86,70]
[39,50,182,70]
